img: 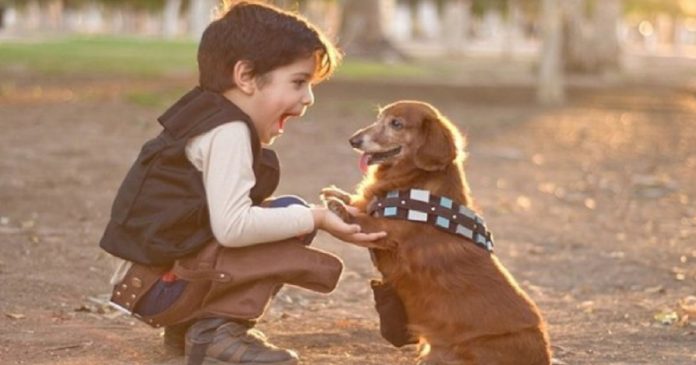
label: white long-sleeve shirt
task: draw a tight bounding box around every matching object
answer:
[187,121,314,245]
[110,121,314,284]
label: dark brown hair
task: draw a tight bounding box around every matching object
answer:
[198,1,341,93]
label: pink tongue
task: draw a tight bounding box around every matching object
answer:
[359,153,369,174]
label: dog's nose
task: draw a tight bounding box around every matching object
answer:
[349,136,363,148]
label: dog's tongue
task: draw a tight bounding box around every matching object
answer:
[359,153,369,174]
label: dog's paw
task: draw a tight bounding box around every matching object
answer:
[325,197,353,223]
[320,185,352,205]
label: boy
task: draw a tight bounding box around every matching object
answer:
[99,2,385,365]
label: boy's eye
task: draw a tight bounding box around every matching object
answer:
[390,118,403,129]
[293,80,307,87]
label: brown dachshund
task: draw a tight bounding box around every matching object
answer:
[322,101,551,365]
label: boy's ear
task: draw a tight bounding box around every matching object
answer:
[232,60,256,94]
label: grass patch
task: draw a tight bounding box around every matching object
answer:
[0,36,440,81]
[335,60,428,80]
[0,36,197,77]
[125,87,190,108]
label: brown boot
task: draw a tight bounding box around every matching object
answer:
[163,321,193,355]
[185,318,298,365]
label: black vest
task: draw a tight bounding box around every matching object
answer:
[99,87,280,265]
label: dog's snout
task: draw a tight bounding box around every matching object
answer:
[349,135,363,148]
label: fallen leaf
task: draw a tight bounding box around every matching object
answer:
[654,310,679,325]
[531,154,545,165]
[516,195,531,211]
[643,285,665,294]
[677,314,690,327]
[21,220,35,229]
[5,312,25,320]
[680,296,696,316]
[578,301,594,313]
[584,198,597,210]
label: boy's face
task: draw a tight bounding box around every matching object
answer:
[249,56,316,145]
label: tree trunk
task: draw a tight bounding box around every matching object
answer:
[339,0,406,60]
[300,0,340,40]
[442,0,471,54]
[591,0,621,72]
[538,0,565,105]
[562,0,621,73]
[561,0,591,72]
[503,0,522,59]
[188,0,214,40]
[162,0,182,39]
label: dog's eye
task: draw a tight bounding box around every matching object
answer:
[390,118,403,129]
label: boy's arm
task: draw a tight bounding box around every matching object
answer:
[190,123,315,247]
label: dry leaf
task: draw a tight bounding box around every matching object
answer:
[21,220,35,229]
[516,195,531,211]
[5,312,25,320]
[584,198,597,210]
[643,285,665,294]
[680,296,696,316]
[654,310,679,325]
[578,301,594,313]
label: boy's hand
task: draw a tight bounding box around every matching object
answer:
[311,207,390,249]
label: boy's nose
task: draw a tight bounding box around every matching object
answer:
[302,87,314,106]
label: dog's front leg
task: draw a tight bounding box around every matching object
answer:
[323,196,355,223]
[324,197,396,251]
[320,185,353,205]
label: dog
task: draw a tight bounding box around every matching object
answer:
[321,101,551,365]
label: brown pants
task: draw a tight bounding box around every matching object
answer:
[113,238,343,328]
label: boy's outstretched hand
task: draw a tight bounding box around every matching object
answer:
[311,206,391,250]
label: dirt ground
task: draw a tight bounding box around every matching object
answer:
[0,70,695,365]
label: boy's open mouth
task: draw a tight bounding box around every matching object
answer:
[278,113,296,131]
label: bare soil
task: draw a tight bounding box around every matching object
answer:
[0,73,695,364]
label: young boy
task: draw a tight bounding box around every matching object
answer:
[99,2,385,365]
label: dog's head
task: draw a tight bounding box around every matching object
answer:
[350,100,464,171]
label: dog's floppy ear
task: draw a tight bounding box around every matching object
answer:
[414,116,456,171]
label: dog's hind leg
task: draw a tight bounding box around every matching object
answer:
[461,328,551,365]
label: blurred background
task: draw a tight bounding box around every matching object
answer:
[1,1,695,365]
[1,0,696,98]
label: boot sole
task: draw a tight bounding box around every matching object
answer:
[192,356,299,365]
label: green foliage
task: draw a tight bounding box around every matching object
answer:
[0,0,167,11]
[624,0,685,16]
[471,0,507,17]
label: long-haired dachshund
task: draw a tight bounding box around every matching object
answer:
[322,101,551,365]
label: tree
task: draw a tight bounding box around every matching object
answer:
[537,0,564,105]
[561,0,622,73]
[162,0,182,38]
[188,0,215,40]
[338,0,405,60]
